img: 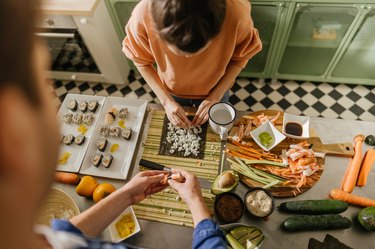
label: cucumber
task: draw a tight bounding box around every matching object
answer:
[279,200,348,214]
[226,226,265,249]
[282,214,352,231]
[358,206,375,231]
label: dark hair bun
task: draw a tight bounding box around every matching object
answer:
[151,0,226,53]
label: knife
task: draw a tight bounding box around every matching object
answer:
[139,159,172,172]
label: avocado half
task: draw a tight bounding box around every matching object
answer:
[211,170,239,195]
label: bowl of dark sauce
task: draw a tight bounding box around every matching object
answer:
[282,113,310,139]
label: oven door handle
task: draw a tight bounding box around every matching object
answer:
[36,32,75,39]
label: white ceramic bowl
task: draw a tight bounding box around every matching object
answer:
[282,113,310,139]
[250,121,286,151]
[108,206,141,243]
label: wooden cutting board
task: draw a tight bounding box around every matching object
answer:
[230,110,354,197]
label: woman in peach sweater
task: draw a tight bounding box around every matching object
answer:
[123,0,262,127]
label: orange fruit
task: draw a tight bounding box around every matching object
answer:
[76,176,99,197]
[93,183,116,203]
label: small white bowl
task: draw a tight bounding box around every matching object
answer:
[282,113,310,139]
[108,206,141,243]
[250,121,286,151]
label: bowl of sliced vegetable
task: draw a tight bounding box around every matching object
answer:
[221,223,265,249]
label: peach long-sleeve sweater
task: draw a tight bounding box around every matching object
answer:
[123,0,262,99]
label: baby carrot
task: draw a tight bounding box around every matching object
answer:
[341,135,365,193]
[330,189,375,207]
[55,172,80,185]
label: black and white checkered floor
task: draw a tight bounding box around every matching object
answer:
[52,73,375,122]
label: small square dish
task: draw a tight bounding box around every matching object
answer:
[108,206,141,243]
[250,121,286,151]
[282,113,310,139]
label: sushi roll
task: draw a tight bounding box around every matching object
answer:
[99,125,110,137]
[118,108,128,119]
[72,113,83,124]
[96,137,108,152]
[74,134,85,145]
[62,112,73,124]
[63,134,75,145]
[121,128,132,140]
[83,113,94,125]
[88,100,99,113]
[109,127,121,137]
[91,153,102,167]
[78,101,88,112]
[67,99,77,111]
[104,107,118,125]
[102,154,113,168]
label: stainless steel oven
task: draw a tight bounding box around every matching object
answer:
[37,1,130,84]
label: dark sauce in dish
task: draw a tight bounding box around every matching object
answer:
[285,122,303,136]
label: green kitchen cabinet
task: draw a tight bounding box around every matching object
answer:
[240,2,289,77]
[328,5,375,84]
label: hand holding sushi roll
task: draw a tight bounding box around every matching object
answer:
[168,169,211,227]
[122,171,169,205]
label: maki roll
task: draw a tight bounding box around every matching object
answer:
[104,107,118,125]
[74,134,85,145]
[121,128,132,140]
[88,100,99,113]
[62,112,73,124]
[83,113,94,125]
[118,108,128,119]
[102,154,113,168]
[96,137,108,152]
[72,113,83,124]
[109,127,121,137]
[63,134,75,145]
[99,125,110,137]
[78,101,88,112]
[91,153,102,167]
[68,99,77,111]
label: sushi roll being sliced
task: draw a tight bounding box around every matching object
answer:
[63,134,75,145]
[121,127,132,140]
[96,137,108,152]
[104,107,118,125]
[118,108,128,119]
[102,154,113,168]
[88,100,99,113]
[83,113,94,125]
[67,99,77,111]
[74,134,85,145]
[72,113,83,124]
[78,101,88,112]
[109,127,121,137]
[62,112,73,124]
[99,125,110,137]
[91,153,102,167]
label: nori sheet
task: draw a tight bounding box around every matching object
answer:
[159,115,208,159]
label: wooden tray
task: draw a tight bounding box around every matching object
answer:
[229,110,354,197]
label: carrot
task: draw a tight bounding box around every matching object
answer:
[330,189,375,207]
[55,172,80,185]
[357,149,375,187]
[341,135,365,193]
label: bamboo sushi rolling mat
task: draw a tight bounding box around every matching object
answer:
[134,110,221,227]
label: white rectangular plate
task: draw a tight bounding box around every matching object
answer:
[57,94,106,173]
[79,97,148,179]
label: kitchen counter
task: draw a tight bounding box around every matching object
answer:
[54,104,375,249]
[41,0,100,16]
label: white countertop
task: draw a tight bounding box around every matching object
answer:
[41,0,100,16]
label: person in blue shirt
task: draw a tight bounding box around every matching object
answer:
[0,0,227,248]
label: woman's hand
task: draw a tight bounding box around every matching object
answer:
[168,169,211,226]
[164,99,191,128]
[192,97,220,127]
[123,171,168,205]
